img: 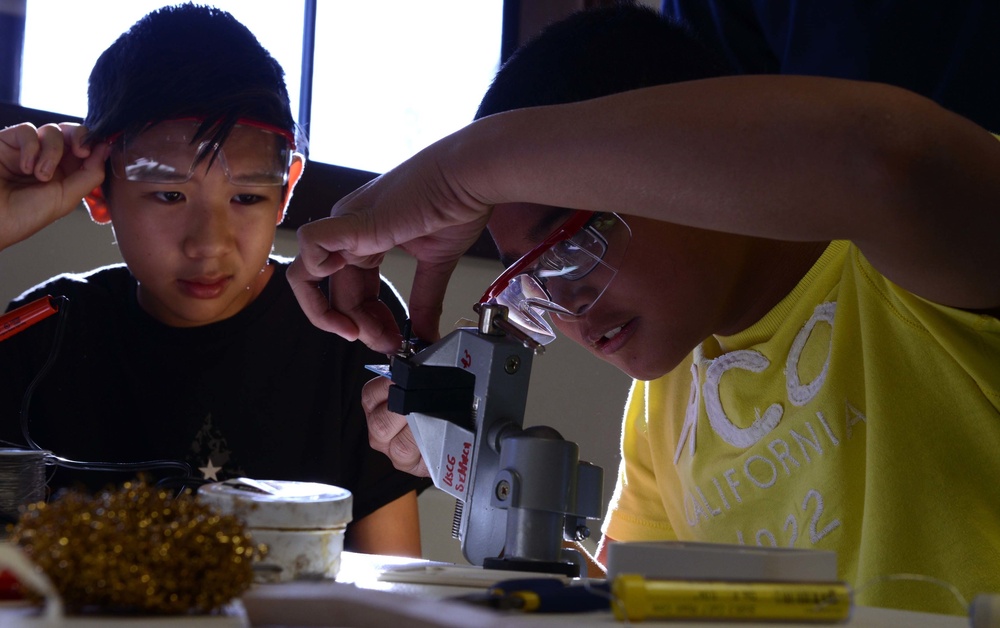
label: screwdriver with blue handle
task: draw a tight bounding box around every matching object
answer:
[454,577,611,613]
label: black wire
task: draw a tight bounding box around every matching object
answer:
[20,295,69,451]
[19,295,193,479]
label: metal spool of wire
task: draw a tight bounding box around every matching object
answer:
[0,448,49,526]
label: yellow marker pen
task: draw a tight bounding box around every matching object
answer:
[612,574,852,623]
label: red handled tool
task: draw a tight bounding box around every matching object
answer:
[0,296,60,343]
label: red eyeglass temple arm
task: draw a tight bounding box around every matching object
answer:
[0,296,60,343]
[105,117,296,149]
[478,210,595,303]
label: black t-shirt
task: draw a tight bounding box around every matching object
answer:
[0,259,429,528]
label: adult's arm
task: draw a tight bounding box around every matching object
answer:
[289,75,1000,352]
[468,76,1000,312]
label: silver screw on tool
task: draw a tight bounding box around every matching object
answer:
[495,480,511,501]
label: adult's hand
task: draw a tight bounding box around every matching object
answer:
[288,140,492,354]
[0,123,107,251]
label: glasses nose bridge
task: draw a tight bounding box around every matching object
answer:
[541,274,603,319]
[481,212,630,341]
[193,139,231,180]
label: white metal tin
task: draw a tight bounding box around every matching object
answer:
[198,479,353,583]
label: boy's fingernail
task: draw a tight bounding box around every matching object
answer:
[38,159,53,177]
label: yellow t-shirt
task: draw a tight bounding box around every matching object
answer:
[603,241,1000,614]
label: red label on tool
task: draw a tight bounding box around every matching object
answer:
[442,441,473,495]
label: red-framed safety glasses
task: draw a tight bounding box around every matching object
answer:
[479,210,629,345]
[107,117,298,187]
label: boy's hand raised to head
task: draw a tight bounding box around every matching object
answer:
[0,122,108,251]
[287,145,492,354]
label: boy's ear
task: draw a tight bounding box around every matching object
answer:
[84,187,112,224]
[277,154,306,225]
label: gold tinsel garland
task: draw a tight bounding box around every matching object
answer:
[7,479,263,615]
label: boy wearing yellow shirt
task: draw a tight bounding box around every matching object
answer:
[286,3,1000,613]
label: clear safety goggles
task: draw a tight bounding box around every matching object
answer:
[479,211,630,345]
[109,118,296,186]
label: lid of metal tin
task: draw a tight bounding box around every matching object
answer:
[198,478,353,530]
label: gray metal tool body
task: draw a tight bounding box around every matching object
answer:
[382,305,603,577]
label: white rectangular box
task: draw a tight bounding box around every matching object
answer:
[606,541,838,583]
